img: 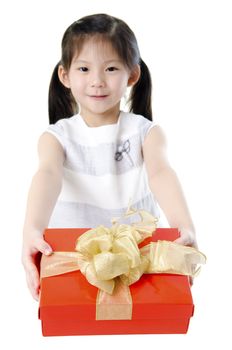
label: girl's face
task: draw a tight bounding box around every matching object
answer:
[59,38,140,123]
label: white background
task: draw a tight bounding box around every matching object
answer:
[0,0,231,349]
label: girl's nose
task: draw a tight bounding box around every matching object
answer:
[90,72,105,88]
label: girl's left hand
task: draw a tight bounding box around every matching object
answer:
[174,228,198,249]
[173,228,198,286]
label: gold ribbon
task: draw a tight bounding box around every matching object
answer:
[41,206,206,320]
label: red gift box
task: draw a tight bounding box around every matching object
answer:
[39,228,194,336]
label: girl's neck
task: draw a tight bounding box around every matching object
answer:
[79,107,121,128]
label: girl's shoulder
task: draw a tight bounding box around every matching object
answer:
[47,114,78,131]
[122,111,154,124]
[45,114,80,150]
[121,111,157,141]
[37,131,65,168]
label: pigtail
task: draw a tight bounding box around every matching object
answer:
[129,59,152,121]
[48,62,77,124]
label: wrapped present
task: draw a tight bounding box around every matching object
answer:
[39,209,206,336]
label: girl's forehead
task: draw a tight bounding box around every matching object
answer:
[73,37,120,62]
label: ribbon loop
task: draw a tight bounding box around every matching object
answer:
[146,241,206,276]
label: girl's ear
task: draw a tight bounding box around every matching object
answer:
[128,64,141,87]
[58,65,71,88]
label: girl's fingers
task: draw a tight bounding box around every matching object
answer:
[174,236,194,247]
[34,237,53,255]
[25,260,40,301]
[174,230,198,249]
[22,237,52,301]
[189,276,194,286]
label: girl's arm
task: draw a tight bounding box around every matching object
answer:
[22,132,65,300]
[143,126,197,248]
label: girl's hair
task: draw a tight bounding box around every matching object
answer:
[49,13,152,124]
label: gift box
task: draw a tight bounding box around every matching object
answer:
[39,228,195,336]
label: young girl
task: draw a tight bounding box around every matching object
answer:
[22,14,197,300]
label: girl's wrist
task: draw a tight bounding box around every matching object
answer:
[23,226,44,239]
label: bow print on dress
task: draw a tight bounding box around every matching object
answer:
[115,139,133,166]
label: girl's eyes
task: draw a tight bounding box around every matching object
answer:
[78,67,88,72]
[77,67,119,72]
[106,67,118,72]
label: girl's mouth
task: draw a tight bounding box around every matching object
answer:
[89,95,108,100]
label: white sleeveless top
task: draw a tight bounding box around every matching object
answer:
[46,111,160,228]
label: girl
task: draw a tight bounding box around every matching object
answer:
[22,14,197,300]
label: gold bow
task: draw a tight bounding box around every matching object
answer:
[41,206,206,319]
[41,207,158,294]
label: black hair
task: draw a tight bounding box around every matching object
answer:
[48,13,152,124]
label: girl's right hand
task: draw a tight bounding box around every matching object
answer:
[22,235,53,301]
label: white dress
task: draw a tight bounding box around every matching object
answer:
[46,111,161,228]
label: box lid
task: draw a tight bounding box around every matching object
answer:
[39,228,194,321]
